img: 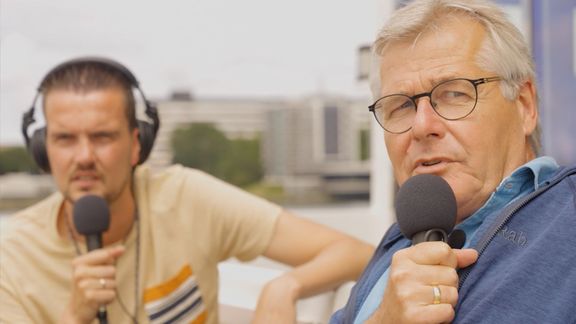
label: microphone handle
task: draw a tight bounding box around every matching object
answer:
[411,229,448,245]
[85,234,108,324]
[86,235,103,252]
[97,306,108,324]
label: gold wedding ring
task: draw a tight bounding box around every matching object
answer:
[99,278,107,289]
[432,285,441,304]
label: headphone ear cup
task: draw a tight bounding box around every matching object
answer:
[137,121,156,165]
[30,127,50,172]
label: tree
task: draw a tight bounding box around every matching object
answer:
[219,138,263,188]
[0,146,39,174]
[171,123,263,188]
[171,123,229,176]
[359,129,370,161]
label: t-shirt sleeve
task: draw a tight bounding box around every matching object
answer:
[179,169,282,262]
[0,267,35,323]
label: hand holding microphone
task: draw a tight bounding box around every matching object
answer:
[369,175,478,324]
[61,195,124,324]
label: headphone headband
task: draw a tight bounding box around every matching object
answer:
[21,56,160,172]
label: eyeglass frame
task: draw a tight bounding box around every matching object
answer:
[368,76,502,134]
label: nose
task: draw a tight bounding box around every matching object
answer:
[74,138,96,167]
[410,97,446,139]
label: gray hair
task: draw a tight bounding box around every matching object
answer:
[370,0,540,154]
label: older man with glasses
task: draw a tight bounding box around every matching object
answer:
[331,0,576,323]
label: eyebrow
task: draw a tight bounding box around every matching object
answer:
[429,74,459,86]
[48,128,120,137]
[383,74,461,96]
[49,131,73,139]
[91,130,120,137]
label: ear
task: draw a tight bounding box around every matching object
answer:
[515,79,538,136]
[130,128,141,167]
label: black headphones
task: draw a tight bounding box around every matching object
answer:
[21,56,160,172]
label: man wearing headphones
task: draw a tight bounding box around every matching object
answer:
[0,57,374,324]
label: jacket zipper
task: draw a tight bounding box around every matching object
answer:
[458,167,576,288]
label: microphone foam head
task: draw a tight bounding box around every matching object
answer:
[395,174,457,239]
[73,195,110,235]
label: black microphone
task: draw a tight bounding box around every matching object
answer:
[73,195,110,324]
[395,174,457,245]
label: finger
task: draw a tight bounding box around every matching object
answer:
[389,284,458,307]
[422,285,458,307]
[454,249,478,268]
[82,288,117,306]
[78,277,118,291]
[107,245,126,258]
[407,264,459,288]
[405,242,458,268]
[73,265,116,283]
[72,246,125,267]
[419,303,456,323]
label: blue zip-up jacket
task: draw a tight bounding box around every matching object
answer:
[332,165,576,323]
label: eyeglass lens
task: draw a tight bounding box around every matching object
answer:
[373,79,478,133]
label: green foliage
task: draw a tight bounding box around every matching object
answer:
[171,123,263,188]
[359,129,370,161]
[0,146,39,174]
[171,123,229,176]
[245,182,285,204]
[219,138,263,187]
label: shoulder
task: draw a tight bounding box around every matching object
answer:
[0,193,61,247]
[134,164,278,215]
[543,163,576,197]
[551,163,576,180]
[135,164,222,192]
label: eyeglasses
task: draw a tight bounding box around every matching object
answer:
[368,77,501,134]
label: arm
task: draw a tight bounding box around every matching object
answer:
[252,210,374,324]
[366,242,477,324]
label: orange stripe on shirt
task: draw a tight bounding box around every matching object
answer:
[143,265,193,303]
[189,311,207,324]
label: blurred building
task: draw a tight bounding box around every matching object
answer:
[147,92,371,201]
[147,92,289,169]
[263,95,370,201]
[0,173,54,200]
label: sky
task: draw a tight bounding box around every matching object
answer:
[0,0,382,145]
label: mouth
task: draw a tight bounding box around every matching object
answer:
[71,173,100,187]
[413,158,451,173]
[421,160,442,167]
[73,174,98,180]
